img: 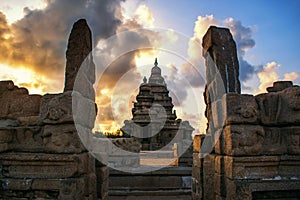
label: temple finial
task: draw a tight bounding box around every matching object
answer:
[154,58,158,67]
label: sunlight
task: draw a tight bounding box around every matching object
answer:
[0,64,48,94]
[0,0,47,24]
[100,88,109,95]
[135,5,155,28]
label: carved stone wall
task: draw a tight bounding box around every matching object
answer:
[0,19,106,200]
[192,26,300,200]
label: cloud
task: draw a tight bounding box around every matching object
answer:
[223,18,256,82]
[0,0,124,88]
[254,62,299,94]
[255,61,280,94]
[134,4,155,27]
[187,15,258,89]
[284,72,300,83]
[92,4,161,128]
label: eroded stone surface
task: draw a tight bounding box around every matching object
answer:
[40,91,73,124]
[0,19,98,200]
[0,81,41,119]
[256,86,300,126]
[193,25,300,200]
[64,19,95,92]
[202,26,241,94]
[42,124,85,153]
[215,125,265,156]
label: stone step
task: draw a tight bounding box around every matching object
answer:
[108,195,191,200]
[109,166,192,198]
[109,189,191,196]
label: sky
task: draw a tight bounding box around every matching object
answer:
[0,0,299,133]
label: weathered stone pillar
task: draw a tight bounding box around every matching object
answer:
[202,26,241,137]
[64,19,95,92]
[192,25,300,200]
[202,26,240,95]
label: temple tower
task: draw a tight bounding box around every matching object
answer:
[122,59,194,151]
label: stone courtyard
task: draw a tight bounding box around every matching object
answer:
[0,18,299,200]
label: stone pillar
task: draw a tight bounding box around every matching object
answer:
[0,19,103,200]
[202,26,241,136]
[64,19,95,92]
[192,25,300,200]
[202,26,240,95]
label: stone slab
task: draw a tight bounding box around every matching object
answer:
[215,125,264,156]
[0,152,94,179]
[214,155,300,180]
[42,124,86,153]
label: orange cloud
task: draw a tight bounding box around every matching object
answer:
[254,62,299,94]
[284,72,299,81]
[255,62,280,94]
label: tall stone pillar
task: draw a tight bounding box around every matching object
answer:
[202,26,240,95]
[202,26,241,135]
[64,19,95,92]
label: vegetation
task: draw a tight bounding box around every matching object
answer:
[94,129,124,138]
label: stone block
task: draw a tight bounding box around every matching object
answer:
[262,127,287,155]
[0,81,41,119]
[205,76,226,103]
[203,154,216,200]
[214,173,227,197]
[278,155,300,178]
[0,152,94,179]
[40,92,73,124]
[72,91,97,129]
[192,176,202,200]
[193,153,201,168]
[211,98,224,129]
[97,178,109,200]
[267,80,293,93]
[42,124,86,153]
[215,125,264,156]
[16,116,42,126]
[0,119,19,128]
[73,71,95,101]
[10,126,44,152]
[0,129,14,152]
[256,86,300,126]
[223,94,258,126]
[287,130,300,155]
[0,127,46,153]
[192,166,201,184]
[211,94,259,129]
[96,166,109,182]
[278,86,300,125]
[226,177,300,200]
[258,126,300,155]
[193,134,203,153]
[108,155,140,168]
[215,155,300,180]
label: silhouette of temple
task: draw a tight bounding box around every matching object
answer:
[121,58,194,150]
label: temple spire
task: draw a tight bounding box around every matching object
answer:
[154,58,158,67]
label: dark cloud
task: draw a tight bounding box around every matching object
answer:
[0,0,124,80]
[224,18,257,83]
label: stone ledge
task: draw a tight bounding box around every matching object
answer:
[0,152,94,179]
[214,155,300,180]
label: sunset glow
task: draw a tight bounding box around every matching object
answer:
[0,64,57,94]
[0,0,299,135]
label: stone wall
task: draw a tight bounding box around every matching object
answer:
[0,81,97,199]
[192,26,300,199]
[0,19,107,200]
